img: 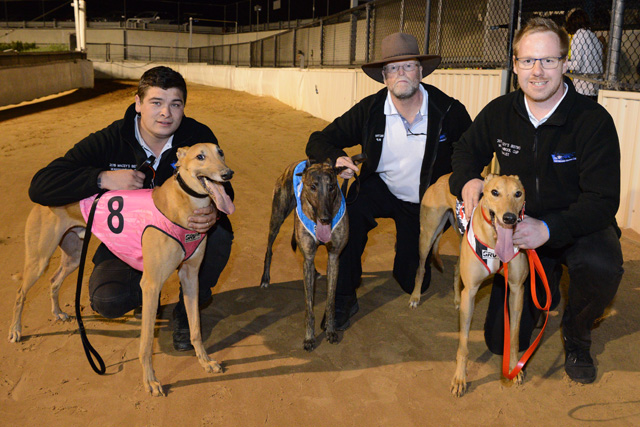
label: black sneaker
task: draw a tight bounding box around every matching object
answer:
[563,333,596,384]
[172,303,194,352]
[321,300,359,331]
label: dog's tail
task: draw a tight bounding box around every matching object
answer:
[430,210,457,273]
[431,232,445,273]
[291,230,297,252]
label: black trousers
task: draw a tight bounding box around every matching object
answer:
[484,225,623,354]
[336,173,431,307]
[88,215,233,318]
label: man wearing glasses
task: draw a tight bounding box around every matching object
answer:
[306,32,472,331]
[450,18,623,384]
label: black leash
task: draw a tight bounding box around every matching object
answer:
[341,153,367,205]
[75,190,107,375]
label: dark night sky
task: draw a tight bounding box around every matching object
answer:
[2,0,371,25]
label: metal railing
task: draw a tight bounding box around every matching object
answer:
[80,0,639,93]
[87,42,189,63]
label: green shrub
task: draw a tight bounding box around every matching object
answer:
[26,44,69,52]
[0,41,37,52]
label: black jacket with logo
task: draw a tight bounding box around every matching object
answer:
[29,103,233,206]
[306,83,472,201]
[450,77,620,248]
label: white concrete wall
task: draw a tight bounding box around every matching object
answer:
[92,61,505,123]
[0,59,93,107]
[600,90,640,233]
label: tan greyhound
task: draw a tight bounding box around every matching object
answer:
[411,172,528,397]
[8,143,235,397]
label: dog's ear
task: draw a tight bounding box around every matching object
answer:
[334,165,348,175]
[484,173,495,183]
[175,147,188,168]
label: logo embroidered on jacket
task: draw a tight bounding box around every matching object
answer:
[551,152,577,163]
[497,139,521,157]
[375,134,384,142]
[108,163,137,170]
[439,133,447,142]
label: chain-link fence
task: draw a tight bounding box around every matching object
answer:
[519,0,639,93]
[102,0,637,93]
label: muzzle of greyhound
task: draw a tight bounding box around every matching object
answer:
[298,161,343,243]
[480,174,524,263]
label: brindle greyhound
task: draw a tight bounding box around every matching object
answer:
[8,143,234,396]
[260,155,363,351]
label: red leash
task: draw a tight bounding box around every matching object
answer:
[501,249,551,379]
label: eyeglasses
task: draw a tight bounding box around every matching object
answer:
[515,56,565,70]
[383,62,420,74]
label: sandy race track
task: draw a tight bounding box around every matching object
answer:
[1,80,640,426]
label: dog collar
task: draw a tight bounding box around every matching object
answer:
[175,171,208,199]
[293,161,346,242]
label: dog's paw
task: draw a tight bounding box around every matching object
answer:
[144,380,165,397]
[512,369,525,386]
[259,281,269,288]
[53,311,70,322]
[303,338,315,352]
[204,360,223,374]
[450,378,467,397]
[8,329,21,343]
[408,296,420,308]
[326,331,338,344]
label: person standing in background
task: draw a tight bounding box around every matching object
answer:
[566,8,603,101]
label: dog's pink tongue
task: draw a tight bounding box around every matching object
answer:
[316,222,332,243]
[495,225,516,263]
[204,180,235,215]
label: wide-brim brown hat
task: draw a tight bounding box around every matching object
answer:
[362,32,442,83]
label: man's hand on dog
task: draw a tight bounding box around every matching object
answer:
[188,204,217,232]
[461,178,484,218]
[513,216,549,250]
[98,170,145,190]
[336,156,359,179]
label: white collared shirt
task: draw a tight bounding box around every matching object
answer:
[134,115,174,169]
[376,84,429,203]
[524,83,569,128]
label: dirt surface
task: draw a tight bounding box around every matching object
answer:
[1,80,640,426]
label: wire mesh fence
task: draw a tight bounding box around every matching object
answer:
[519,0,640,93]
[85,0,640,93]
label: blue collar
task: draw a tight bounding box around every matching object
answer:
[293,161,346,242]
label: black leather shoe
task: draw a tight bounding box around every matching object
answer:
[563,333,596,384]
[172,303,194,352]
[565,348,596,384]
[321,300,359,331]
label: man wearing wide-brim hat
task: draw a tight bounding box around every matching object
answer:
[306,32,472,330]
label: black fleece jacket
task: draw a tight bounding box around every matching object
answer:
[450,77,620,248]
[306,83,472,201]
[29,103,233,206]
